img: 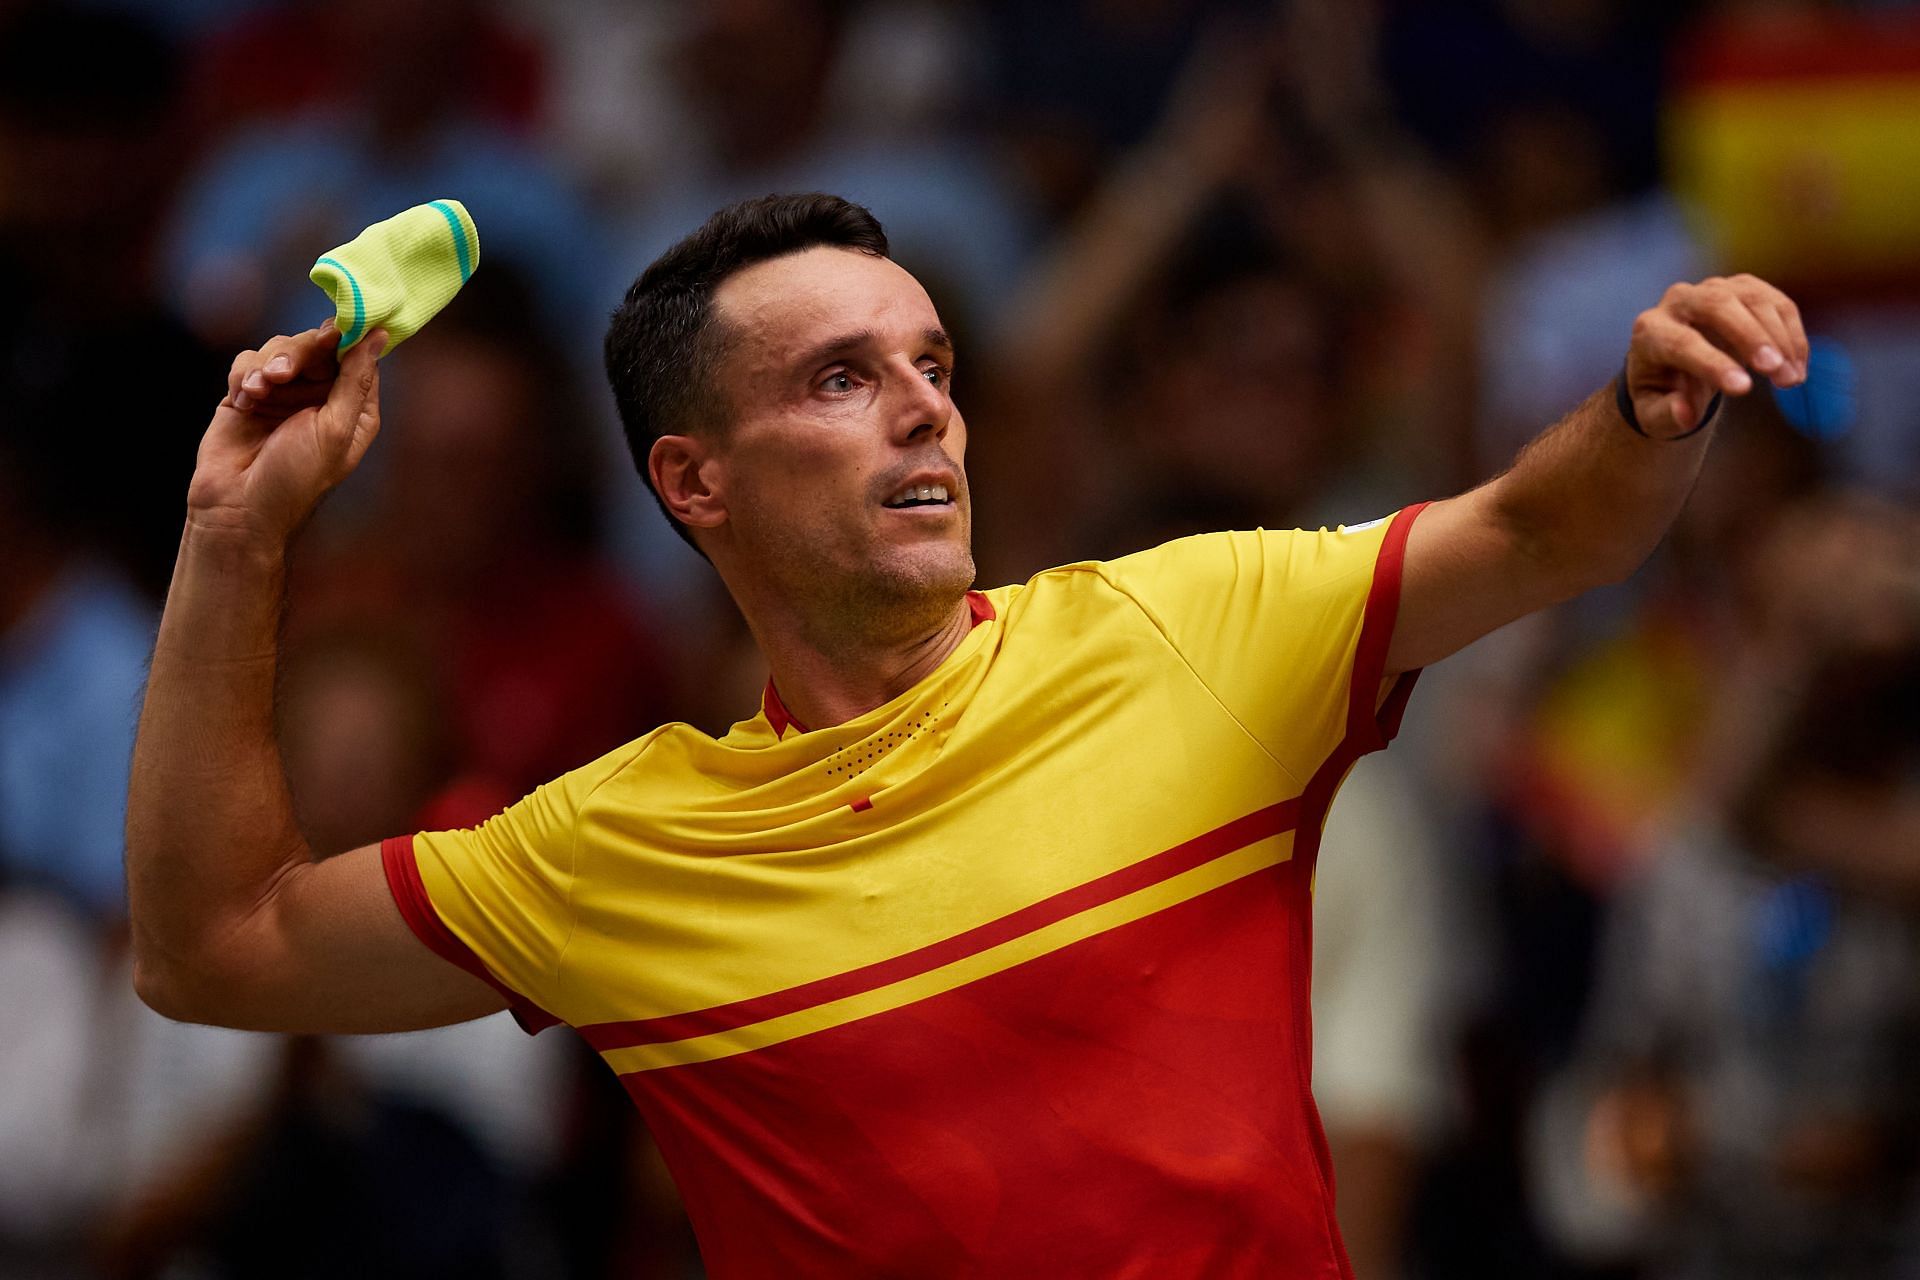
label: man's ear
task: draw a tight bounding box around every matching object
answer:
[650,434,727,531]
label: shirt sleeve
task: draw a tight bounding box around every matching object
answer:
[1096,504,1427,789]
[381,739,649,1034]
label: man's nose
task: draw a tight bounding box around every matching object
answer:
[892,362,950,444]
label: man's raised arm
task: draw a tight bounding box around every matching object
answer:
[127,323,507,1033]
[1387,274,1809,675]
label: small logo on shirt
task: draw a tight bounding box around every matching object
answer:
[1341,516,1388,534]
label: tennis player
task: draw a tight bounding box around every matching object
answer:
[128,194,1807,1278]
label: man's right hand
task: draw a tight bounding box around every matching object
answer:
[186,322,388,546]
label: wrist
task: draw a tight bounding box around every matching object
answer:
[1615,361,1723,441]
[181,509,289,575]
[155,518,290,669]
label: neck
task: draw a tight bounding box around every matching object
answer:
[753,591,976,732]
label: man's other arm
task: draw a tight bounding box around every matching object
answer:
[127,324,507,1033]
[1387,274,1808,675]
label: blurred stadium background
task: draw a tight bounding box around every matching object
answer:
[3,1,1919,1277]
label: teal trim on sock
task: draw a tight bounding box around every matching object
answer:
[316,256,366,348]
[429,200,473,282]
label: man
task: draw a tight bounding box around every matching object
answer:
[128,194,1807,1278]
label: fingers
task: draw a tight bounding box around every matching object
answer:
[1670,281,1781,386]
[321,329,387,449]
[1662,387,1715,435]
[1662,276,1809,389]
[1726,274,1807,384]
[1636,309,1751,397]
[1625,275,1810,441]
[226,321,341,414]
[1763,286,1809,380]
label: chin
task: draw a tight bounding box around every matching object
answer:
[859,537,976,619]
[880,542,975,599]
[753,519,975,635]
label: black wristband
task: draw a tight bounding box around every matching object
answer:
[1615,361,1722,440]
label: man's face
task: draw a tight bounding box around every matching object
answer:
[702,247,973,630]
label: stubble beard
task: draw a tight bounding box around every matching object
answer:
[768,516,975,655]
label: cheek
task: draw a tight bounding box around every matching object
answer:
[728,435,879,533]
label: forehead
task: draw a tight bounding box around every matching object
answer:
[712,247,941,368]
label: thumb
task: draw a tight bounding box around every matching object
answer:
[324,330,386,466]
[1664,383,1715,435]
[324,331,385,421]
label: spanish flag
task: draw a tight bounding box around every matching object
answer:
[1668,11,1920,297]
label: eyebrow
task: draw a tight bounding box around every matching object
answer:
[790,326,955,373]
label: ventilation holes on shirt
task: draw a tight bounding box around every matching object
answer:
[823,708,943,782]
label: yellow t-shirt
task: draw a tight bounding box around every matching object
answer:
[383,505,1425,1280]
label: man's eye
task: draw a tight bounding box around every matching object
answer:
[821,372,854,393]
[923,364,954,390]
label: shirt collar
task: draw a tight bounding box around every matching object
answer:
[763,590,996,739]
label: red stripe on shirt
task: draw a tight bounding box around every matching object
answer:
[593,518,1426,1277]
[1285,499,1430,1280]
[619,844,1339,1279]
[380,834,562,1034]
[586,518,1423,1057]
[578,795,1302,1052]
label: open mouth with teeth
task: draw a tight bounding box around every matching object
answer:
[882,483,953,509]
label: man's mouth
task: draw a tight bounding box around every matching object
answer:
[882,482,953,509]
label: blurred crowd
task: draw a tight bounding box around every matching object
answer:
[3,0,1918,1277]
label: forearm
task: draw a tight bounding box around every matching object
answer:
[126,518,309,1002]
[1343,275,1799,675]
[997,143,1218,383]
[118,329,486,1033]
[993,29,1261,386]
[1485,384,1716,596]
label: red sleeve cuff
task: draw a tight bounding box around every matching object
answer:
[1294,502,1430,866]
[1344,501,1429,755]
[380,835,562,1035]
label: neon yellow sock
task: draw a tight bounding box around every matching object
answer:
[309,199,480,354]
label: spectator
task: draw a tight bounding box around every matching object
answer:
[615,0,1030,319]
[983,7,1480,579]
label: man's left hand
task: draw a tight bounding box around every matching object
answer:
[1625,274,1808,438]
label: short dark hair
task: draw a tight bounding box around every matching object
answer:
[603,193,891,549]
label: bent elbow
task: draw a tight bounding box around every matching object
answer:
[131,952,199,1022]
[131,946,250,1027]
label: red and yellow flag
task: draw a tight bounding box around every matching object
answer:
[1669,12,1920,296]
